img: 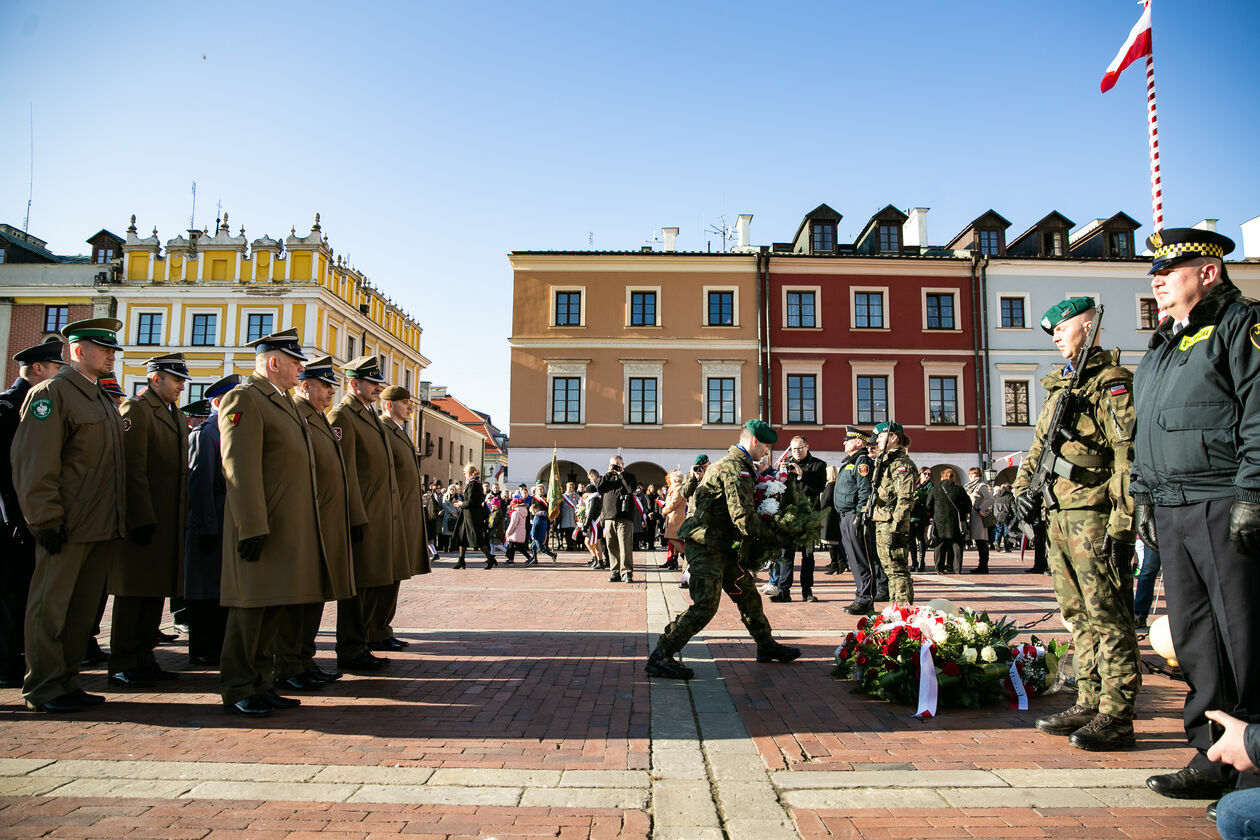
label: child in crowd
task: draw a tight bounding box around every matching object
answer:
[528,502,558,565]
[504,498,532,565]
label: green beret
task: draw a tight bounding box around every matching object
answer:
[873,421,904,437]
[693,454,710,466]
[743,419,777,444]
[1040,296,1096,334]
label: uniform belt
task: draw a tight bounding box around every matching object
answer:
[1051,455,1109,487]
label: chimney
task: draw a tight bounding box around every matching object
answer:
[904,207,929,249]
[1192,219,1219,232]
[662,227,679,252]
[735,214,753,250]
[1241,215,1260,260]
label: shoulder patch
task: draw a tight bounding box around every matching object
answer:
[1251,323,1260,351]
[1109,383,1128,396]
[29,397,53,421]
[739,471,750,478]
[333,426,343,440]
[858,463,869,476]
[228,412,242,426]
[121,417,132,431]
[897,466,907,473]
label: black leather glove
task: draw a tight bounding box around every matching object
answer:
[1134,503,1158,551]
[1013,491,1038,523]
[1102,534,1135,570]
[1229,500,1260,557]
[198,534,218,552]
[350,524,365,543]
[238,535,265,563]
[130,524,156,546]
[35,524,67,555]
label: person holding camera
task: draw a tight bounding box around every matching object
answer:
[598,456,639,583]
[767,436,826,603]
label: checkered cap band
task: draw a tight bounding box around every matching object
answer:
[1154,242,1224,261]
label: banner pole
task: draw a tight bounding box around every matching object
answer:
[1144,1,1163,232]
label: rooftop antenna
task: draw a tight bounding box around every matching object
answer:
[706,215,734,253]
[23,102,33,233]
[215,200,222,234]
[588,231,594,248]
[189,181,197,230]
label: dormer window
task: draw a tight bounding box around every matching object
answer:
[811,223,835,253]
[977,229,1001,255]
[94,247,115,264]
[1109,231,1131,258]
[1043,230,1065,256]
[877,224,900,252]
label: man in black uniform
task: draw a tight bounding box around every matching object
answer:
[1130,228,1260,802]
[768,436,827,603]
[833,427,876,615]
[0,338,65,686]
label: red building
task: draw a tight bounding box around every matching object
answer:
[765,204,981,471]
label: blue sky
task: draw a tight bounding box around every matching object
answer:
[3,0,1257,427]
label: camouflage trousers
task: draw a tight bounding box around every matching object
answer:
[874,521,914,604]
[656,540,773,656]
[1046,508,1141,718]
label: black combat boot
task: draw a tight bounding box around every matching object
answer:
[755,640,801,663]
[1034,703,1098,736]
[1067,712,1135,752]
[645,650,694,680]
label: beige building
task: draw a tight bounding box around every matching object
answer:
[508,237,761,487]
[418,386,487,487]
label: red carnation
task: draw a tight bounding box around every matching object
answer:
[856,617,869,630]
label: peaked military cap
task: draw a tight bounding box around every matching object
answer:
[62,317,124,350]
[343,354,387,384]
[298,355,338,386]
[1040,296,1097,334]
[873,421,904,437]
[381,384,411,401]
[743,418,777,444]
[693,453,710,466]
[98,375,127,397]
[1147,227,1235,275]
[182,399,211,418]
[145,352,193,380]
[13,336,65,365]
[246,327,307,360]
[844,425,869,441]
[205,373,243,399]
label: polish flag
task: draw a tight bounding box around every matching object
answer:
[1100,2,1152,93]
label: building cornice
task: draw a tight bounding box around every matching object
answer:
[509,253,757,273]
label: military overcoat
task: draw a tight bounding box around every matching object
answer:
[295,397,356,601]
[111,388,188,597]
[327,395,403,589]
[217,373,325,608]
[11,366,126,542]
[383,417,430,576]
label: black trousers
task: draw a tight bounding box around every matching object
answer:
[935,538,964,574]
[185,598,228,661]
[0,534,36,680]
[840,512,874,602]
[1157,499,1260,789]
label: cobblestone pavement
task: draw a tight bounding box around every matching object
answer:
[0,548,1217,839]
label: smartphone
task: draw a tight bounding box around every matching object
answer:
[1208,720,1225,743]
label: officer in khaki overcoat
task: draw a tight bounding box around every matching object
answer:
[381,384,431,579]
[328,355,405,670]
[278,356,356,692]
[108,353,190,687]
[12,318,126,713]
[217,328,325,717]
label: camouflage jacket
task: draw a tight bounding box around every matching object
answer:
[869,447,917,529]
[1013,347,1136,539]
[677,445,775,548]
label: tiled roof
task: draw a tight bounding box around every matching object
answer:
[432,395,503,453]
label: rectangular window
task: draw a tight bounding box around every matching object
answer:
[136,312,163,345]
[551,377,581,424]
[1110,232,1131,258]
[459,445,464,465]
[190,313,217,346]
[404,368,412,391]
[928,376,958,425]
[95,248,114,264]
[627,377,658,424]
[812,224,834,253]
[786,374,817,424]
[1139,297,1160,330]
[999,297,1026,329]
[0,249,6,264]
[555,291,581,326]
[926,293,955,329]
[186,383,207,404]
[978,229,1001,255]
[246,313,274,343]
[706,377,735,424]
[347,336,357,359]
[856,375,888,424]
[1045,230,1065,256]
[1004,380,1030,426]
[630,291,656,326]
[44,305,69,333]
[854,292,884,328]
[707,291,734,326]
[438,437,444,460]
[878,224,899,252]
[785,291,816,328]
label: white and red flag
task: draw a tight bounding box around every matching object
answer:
[1100,2,1152,93]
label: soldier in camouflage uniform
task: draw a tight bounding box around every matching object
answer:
[866,421,917,605]
[645,420,801,680]
[1013,296,1140,752]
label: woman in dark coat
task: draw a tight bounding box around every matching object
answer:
[820,465,846,575]
[928,468,972,574]
[454,464,496,569]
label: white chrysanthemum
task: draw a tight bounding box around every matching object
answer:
[760,480,787,497]
[980,645,998,663]
[757,498,780,516]
[962,647,978,664]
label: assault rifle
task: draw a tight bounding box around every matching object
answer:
[855,448,887,546]
[1018,305,1105,540]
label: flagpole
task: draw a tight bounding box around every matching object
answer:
[1143,0,1163,232]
